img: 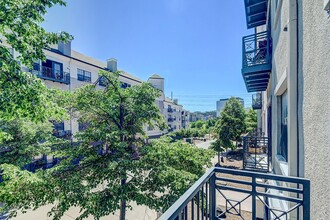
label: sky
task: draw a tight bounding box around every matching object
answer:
[43,0,253,112]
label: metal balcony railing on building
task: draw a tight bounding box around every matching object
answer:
[159,167,310,220]
[53,130,72,140]
[32,66,70,84]
[242,31,271,92]
[252,93,262,109]
[243,135,270,172]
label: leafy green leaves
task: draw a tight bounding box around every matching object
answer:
[213,97,246,150]
[0,0,72,123]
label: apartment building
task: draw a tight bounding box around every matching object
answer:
[242,0,330,219]
[18,41,187,139]
[163,97,183,132]
[216,97,244,117]
[181,109,190,129]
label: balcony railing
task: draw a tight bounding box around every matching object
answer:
[32,66,70,84]
[243,135,270,172]
[53,130,72,140]
[168,108,174,113]
[252,93,262,109]
[242,31,271,92]
[159,167,310,220]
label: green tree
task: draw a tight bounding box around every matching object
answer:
[0,72,214,220]
[212,98,246,165]
[245,108,257,133]
[190,120,204,129]
[0,119,60,167]
[0,0,72,124]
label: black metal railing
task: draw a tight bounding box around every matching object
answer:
[159,167,310,220]
[168,118,174,122]
[32,66,70,84]
[53,130,72,140]
[243,135,270,172]
[242,31,271,69]
[252,93,262,109]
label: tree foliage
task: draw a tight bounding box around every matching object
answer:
[0,72,214,220]
[212,98,246,150]
[245,108,257,133]
[0,0,72,123]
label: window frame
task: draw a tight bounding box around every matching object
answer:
[77,68,92,82]
[277,90,288,161]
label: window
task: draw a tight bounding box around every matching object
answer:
[78,122,90,131]
[278,91,288,161]
[77,69,91,82]
[120,82,131,89]
[99,76,108,86]
[53,122,64,131]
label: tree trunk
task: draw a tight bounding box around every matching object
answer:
[119,178,127,220]
[218,151,221,166]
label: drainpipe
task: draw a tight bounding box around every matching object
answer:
[287,0,298,178]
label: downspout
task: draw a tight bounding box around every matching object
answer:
[295,0,300,179]
[288,0,298,178]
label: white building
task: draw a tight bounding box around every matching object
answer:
[17,41,188,139]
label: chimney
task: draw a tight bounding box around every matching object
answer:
[58,41,71,56]
[173,99,178,105]
[107,58,117,72]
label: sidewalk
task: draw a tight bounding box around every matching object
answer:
[195,140,252,213]
[11,202,157,220]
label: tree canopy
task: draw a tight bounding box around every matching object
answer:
[212,97,246,152]
[245,108,257,133]
[0,0,72,123]
[0,71,214,220]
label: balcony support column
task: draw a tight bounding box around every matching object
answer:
[209,173,216,220]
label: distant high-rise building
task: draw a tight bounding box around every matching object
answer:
[216,97,244,117]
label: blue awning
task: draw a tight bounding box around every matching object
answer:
[244,0,268,29]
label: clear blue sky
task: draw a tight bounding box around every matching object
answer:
[43,0,253,112]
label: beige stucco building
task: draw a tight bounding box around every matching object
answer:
[21,41,188,139]
[243,0,330,219]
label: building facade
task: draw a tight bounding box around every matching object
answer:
[216,97,244,117]
[163,98,184,132]
[242,0,330,219]
[18,41,188,139]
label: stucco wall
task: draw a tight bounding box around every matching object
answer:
[270,0,290,176]
[299,1,330,219]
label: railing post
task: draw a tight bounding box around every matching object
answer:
[252,177,256,220]
[302,181,310,220]
[209,173,216,220]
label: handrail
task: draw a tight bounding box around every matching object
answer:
[159,166,310,220]
[158,168,215,220]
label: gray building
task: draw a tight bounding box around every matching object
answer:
[216,97,244,117]
[241,0,330,219]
